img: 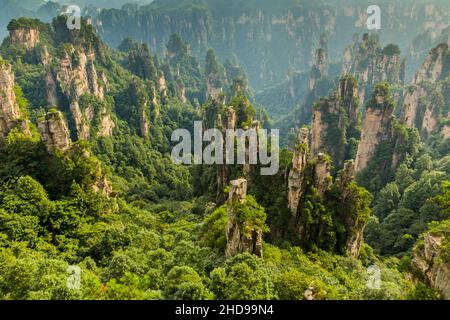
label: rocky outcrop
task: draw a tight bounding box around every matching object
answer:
[421,107,440,137]
[176,80,187,103]
[443,124,450,140]
[342,34,402,102]
[337,160,365,258]
[38,109,113,198]
[355,85,394,172]
[288,128,309,215]
[206,79,223,101]
[98,109,115,137]
[38,110,72,153]
[225,178,263,258]
[400,43,449,138]
[140,107,150,140]
[57,47,104,101]
[158,72,168,99]
[70,101,92,140]
[309,47,328,91]
[0,62,29,140]
[10,28,40,50]
[412,232,450,299]
[400,86,427,128]
[0,63,21,138]
[215,106,238,200]
[92,173,114,198]
[414,44,450,84]
[314,153,332,196]
[53,46,112,140]
[311,76,360,168]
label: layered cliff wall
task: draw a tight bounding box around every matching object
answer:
[311,76,360,168]
[355,84,394,172]
[0,61,30,141]
[412,231,450,299]
[225,178,263,257]
[342,34,403,102]
[400,43,450,138]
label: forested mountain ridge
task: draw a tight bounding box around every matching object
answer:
[0,9,448,301]
[91,0,450,90]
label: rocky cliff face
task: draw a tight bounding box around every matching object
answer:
[140,107,150,140]
[56,47,105,101]
[309,46,328,91]
[355,85,394,172]
[225,178,263,258]
[412,232,450,299]
[10,28,40,50]
[158,72,168,100]
[37,109,113,198]
[0,62,29,140]
[337,160,364,258]
[314,153,332,196]
[342,34,403,102]
[288,128,309,215]
[414,43,450,84]
[38,110,72,153]
[206,79,223,101]
[311,76,360,168]
[400,43,450,138]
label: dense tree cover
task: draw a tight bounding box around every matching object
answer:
[365,153,450,256]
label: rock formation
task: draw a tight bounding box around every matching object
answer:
[309,47,328,91]
[311,76,360,168]
[355,84,394,172]
[98,109,115,137]
[225,178,263,258]
[412,232,450,299]
[158,72,168,99]
[0,62,29,140]
[288,128,309,215]
[337,160,365,257]
[140,107,150,140]
[342,34,403,102]
[57,47,104,101]
[414,44,450,84]
[38,110,71,153]
[314,153,332,196]
[52,45,111,140]
[9,27,40,50]
[400,43,449,138]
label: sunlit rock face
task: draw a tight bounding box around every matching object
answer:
[355,87,394,173]
[38,110,72,153]
[288,128,309,215]
[412,232,450,300]
[400,43,450,138]
[0,62,29,140]
[10,28,40,50]
[225,178,263,258]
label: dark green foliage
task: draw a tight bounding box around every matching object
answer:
[382,44,401,56]
[366,153,450,256]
